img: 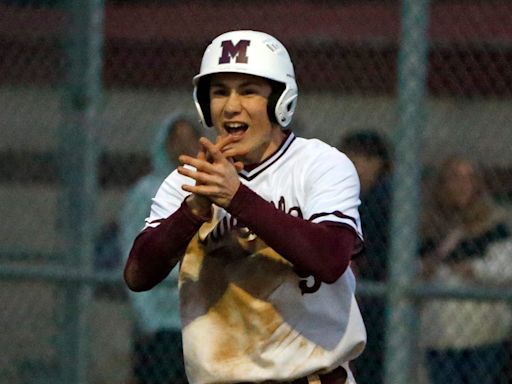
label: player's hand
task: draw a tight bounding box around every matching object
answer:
[178,135,243,208]
[183,147,213,219]
[212,134,244,172]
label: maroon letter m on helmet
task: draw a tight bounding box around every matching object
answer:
[218,40,251,64]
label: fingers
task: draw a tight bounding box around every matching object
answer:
[232,161,244,172]
[183,135,241,169]
[177,163,213,186]
[197,147,207,162]
[206,135,242,160]
[181,182,218,195]
[177,135,242,205]
[179,154,215,174]
[173,135,241,211]
[199,137,225,163]
[179,169,231,203]
[214,134,239,149]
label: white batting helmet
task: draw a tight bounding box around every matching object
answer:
[193,30,298,128]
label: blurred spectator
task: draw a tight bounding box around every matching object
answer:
[339,129,393,384]
[419,156,512,384]
[118,112,201,384]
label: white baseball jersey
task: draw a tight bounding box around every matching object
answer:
[146,132,366,383]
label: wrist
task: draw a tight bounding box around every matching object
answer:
[185,195,212,221]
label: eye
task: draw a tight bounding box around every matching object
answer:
[240,88,258,96]
[210,87,229,97]
[240,86,260,96]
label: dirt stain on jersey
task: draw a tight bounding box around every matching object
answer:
[209,284,283,363]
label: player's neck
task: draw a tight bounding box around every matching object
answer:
[241,130,291,171]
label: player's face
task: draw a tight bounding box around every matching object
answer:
[209,72,285,165]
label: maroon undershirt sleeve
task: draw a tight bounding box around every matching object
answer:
[124,200,208,292]
[227,184,358,283]
[125,184,359,291]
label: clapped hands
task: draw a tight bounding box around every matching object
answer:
[178,135,244,212]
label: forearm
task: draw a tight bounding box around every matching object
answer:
[124,200,206,291]
[227,184,358,283]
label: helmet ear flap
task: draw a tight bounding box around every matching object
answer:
[274,86,298,128]
[267,81,297,128]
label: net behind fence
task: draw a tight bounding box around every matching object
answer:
[1,1,512,383]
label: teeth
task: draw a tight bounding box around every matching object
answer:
[225,123,246,129]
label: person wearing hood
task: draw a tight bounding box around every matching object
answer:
[118,112,201,384]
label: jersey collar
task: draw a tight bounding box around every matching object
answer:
[238,131,296,181]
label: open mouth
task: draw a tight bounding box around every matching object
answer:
[224,122,248,137]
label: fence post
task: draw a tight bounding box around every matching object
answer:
[384,0,430,383]
[57,0,104,382]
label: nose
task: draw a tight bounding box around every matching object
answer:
[224,90,242,116]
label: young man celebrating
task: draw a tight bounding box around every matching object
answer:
[124,30,366,384]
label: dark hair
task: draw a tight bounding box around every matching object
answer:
[339,130,393,174]
[267,81,285,125]
[196,76,212,126]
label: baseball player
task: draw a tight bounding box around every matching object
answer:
[124,30,366,384]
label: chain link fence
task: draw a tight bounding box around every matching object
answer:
[1,0,512,383]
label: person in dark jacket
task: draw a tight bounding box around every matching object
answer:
[339,130,393,384]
